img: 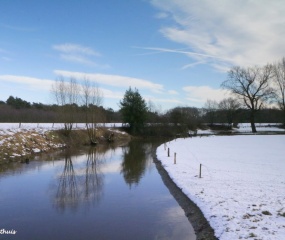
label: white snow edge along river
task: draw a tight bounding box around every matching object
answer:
[157,135,285,240]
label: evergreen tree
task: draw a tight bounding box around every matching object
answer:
[6,96,31,109]
[119,88,148,134]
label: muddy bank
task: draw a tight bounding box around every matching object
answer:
[152,147,217,240]
[56,128,131,147]
[0,128,130,163]
[0,130,64,163]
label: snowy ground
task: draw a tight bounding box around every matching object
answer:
[0,122,124,132]
[198,123,284,135]
[0,123,125,141]
[157,135,285,240]
[0,122,283,136]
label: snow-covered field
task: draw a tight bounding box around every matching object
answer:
[0,123,125,141]
[198,123,284,135]
[157,135,285,240]
[0,122,124,132]
[0,122,283,137]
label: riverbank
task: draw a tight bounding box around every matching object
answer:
[0,124,130,163]
[156,135,285,240]
[152,145,217,240]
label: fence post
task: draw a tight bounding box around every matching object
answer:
[168,148,170,157]
[199,164,202,178]
[174,153,176,164]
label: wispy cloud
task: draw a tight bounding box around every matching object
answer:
[155,12,169,19]
[60,54,98,66]
[168,90,178,95]
[181,60,205,70]
[136,47,230,60]
[150,0,285,70]
[0,48,12,62]
[52,43,105,67]
[0,74,129,102]
[53,43,100,56]
[0,75,54,91]
[0,23,36,32]
[1,57,12,62]
[145,95,183,104]
[100,88,124,100]
[183,85,230,103]
[54,70,164,93]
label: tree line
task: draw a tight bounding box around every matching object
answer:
[119,56,285,134]
[0,94,120,126]
[1,57,284,136]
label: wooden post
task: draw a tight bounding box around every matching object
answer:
[174,153,176,164]
[199,164,202,178]
[168,148,170,157]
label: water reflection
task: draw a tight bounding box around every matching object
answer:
[84,147,103,203]
[121,141,151,186]
[53,147,104,212]
[0,140,196,239]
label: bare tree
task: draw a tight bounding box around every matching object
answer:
[272,58,285,124]
[51,76,80,135]
[221,65,274,132]
[81,78,103,144]
[204,99,218,126]
[218,97,240,128]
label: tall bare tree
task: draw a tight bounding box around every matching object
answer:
[81,78,103,144]
[221,65,274,132]
[51,76,80,135]
[272,58,285,124]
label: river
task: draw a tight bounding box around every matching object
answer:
[0,140,195,240]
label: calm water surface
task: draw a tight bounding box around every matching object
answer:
[0,140,195,240]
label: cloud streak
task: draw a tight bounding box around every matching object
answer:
[0,74,125,102]
[136,47,230,61]
[150,0,285,70]
[183,85,230,103]
[53,43,100,56]
[52,43,104,67]
[0,23,36,32]
[54,70,164,93]
[0,75,54,91]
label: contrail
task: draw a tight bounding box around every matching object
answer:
[133,46,230,61]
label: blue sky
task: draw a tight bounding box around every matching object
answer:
[1,0,285,111]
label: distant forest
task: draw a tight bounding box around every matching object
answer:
[0,96,121,123]
[0,96,283,126]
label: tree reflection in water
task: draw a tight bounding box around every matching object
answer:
[53,147,104,212]
[121,141,153,186]
[84,147,103,204]
[55,155,79,211]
